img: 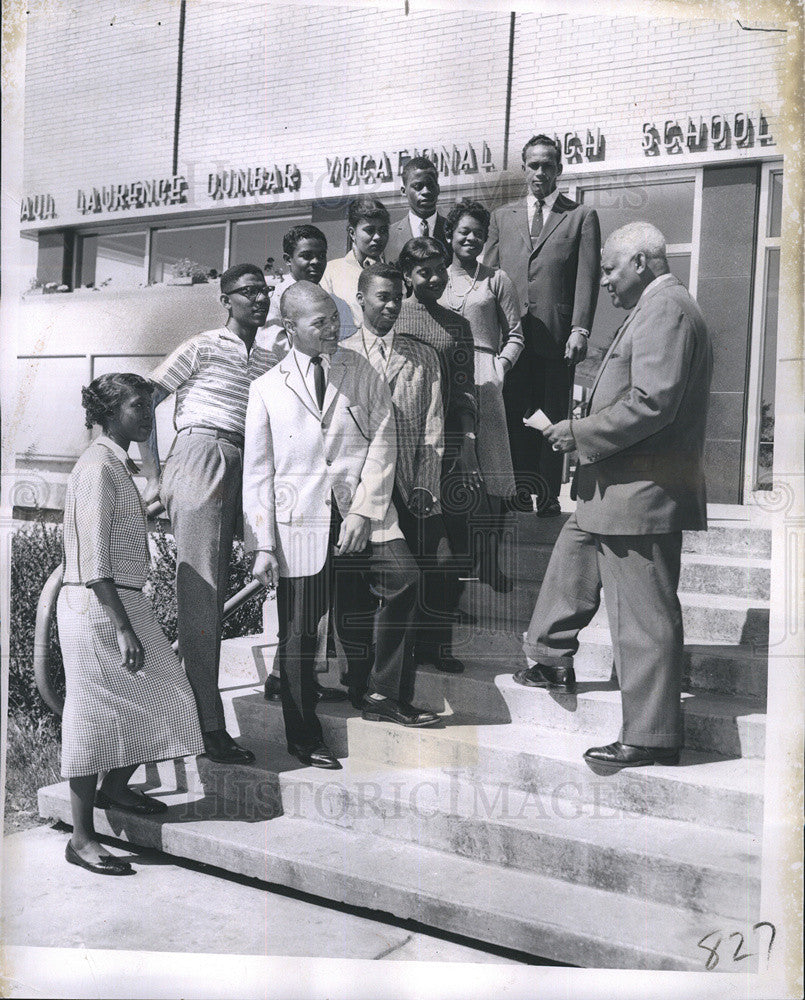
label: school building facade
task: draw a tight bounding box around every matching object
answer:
[13,1,791,512]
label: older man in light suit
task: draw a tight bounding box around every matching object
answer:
[243,283,437,769]
[515,222,713,772]
[485,134,600,515]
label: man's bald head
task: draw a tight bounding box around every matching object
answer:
[281,280,341,356]
[600,221,671,311]
[280,280,333,322]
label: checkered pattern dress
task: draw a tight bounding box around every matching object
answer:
[57,439,204,778]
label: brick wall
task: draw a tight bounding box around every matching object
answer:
[24,0,180,197]
[508,13,785,167]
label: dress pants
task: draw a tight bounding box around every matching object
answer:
[503,338,571,501]
[393,490,460,685]
[278,510,418,749]
[160,430,242,733]
[523,513,685,748]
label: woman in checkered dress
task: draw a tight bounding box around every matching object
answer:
[58,373,204,876]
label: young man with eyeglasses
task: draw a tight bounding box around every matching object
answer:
[138,263,273,764]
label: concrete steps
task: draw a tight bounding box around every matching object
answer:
[36,779,757,971]
[37,519,769,969]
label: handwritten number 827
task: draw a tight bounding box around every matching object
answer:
[697,922,776,971]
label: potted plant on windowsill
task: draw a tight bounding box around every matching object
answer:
[168,259,209,285]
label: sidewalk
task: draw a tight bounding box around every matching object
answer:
[1,825,522,963]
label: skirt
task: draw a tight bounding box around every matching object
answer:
[57,586,205,778]
[474,349,516,497]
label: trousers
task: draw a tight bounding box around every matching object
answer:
[523,513,684,748]
[160,431,242,732]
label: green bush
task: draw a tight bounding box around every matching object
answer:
[9,518,265,726]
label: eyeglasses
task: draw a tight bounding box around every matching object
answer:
[225,283,272,301]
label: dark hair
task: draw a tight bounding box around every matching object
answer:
[220,262,265,293]
[283,224,327,257]
[444,199,490,245]
[401,155,439,185]
[357,262,403,295]
[81,373,154,430]
[397,237,448,275]
[521,133,562,166]
[348,197,390,229]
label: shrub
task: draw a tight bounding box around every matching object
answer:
[9,519,265,726]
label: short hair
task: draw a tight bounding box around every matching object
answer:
[282,224,327,257]
[357,262,403,295]
[279,280,332,320]
[81,373,153,430]
[444,199,490,244]
[604,221,668,265]
[401,155,439,185]
[397,237,448,275]
[220,262,265,293]
[521,133,562,166]
[347,197,390,229]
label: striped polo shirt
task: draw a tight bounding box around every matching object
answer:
[151,327,272,436]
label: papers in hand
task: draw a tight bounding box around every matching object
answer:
[523,408,552,433]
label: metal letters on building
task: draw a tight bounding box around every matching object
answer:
[76,176,189,214]
[325,142,496,187]
[641,111,775,155]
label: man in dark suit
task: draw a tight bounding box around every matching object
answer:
[485,134,601,516]
[385,156,449,264]
[515,222,713,773]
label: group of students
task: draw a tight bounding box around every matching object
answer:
[58,155,535,875]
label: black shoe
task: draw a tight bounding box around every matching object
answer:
[65,841,134,876]
[348,687,367,710]
[314,682,348,702]
[95,789,168,815]
[417,647,465,674]
[287,742,342,769]
[203,729,256,765]
[537,496,562,518]
[513,663,576,692]
[583,741,680,774]
[264,675,282,701]
[361,695,439,727]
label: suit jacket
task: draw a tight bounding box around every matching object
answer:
[572,274,713,535]
[484,192,600,358]
[385,212,449,265]
[242,347,400,578]
[341,330,444,509]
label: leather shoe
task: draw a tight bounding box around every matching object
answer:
[203,729,256,765]
[361,695,439,727]
[264,675,282,701]
[65,841,134,876]
[583,741,680,773]
[417,647,465,674]
[287,742,342,769]
[95,788,168,815]
[537,496,562,518]
[513,663,576,692]
[314,682,348,702]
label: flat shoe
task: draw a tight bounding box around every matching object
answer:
[65,841,133,876]
[287,742,342,770]
[583,741,680,774]
[95,789,167,815]
[513,663,576,692]
[203,730,256,765]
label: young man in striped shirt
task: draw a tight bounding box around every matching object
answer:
[139,263,272,764]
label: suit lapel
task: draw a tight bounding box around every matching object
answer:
[322,355,348,417]
[385,344,407,386]
[587,304,642,405]
[530,195,568,255]
[280,358,320,420]
[512,199,531,254]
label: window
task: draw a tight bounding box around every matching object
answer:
[148,224,226,284]
[79,231,147,289]
[579,177,695,244]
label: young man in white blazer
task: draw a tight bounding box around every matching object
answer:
[243,282,438,769]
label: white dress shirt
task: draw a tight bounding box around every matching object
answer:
[408,210,438,240]
[358,327,395,379]
[290,346,330,410]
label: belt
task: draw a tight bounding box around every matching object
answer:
[62,582,143,592]
[178,426,244,448]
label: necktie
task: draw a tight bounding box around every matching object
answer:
[530,199,545,242]
[377,339,386,360]
[419,218,429,238]
[310,355,325,410]
[363,256,379,269]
